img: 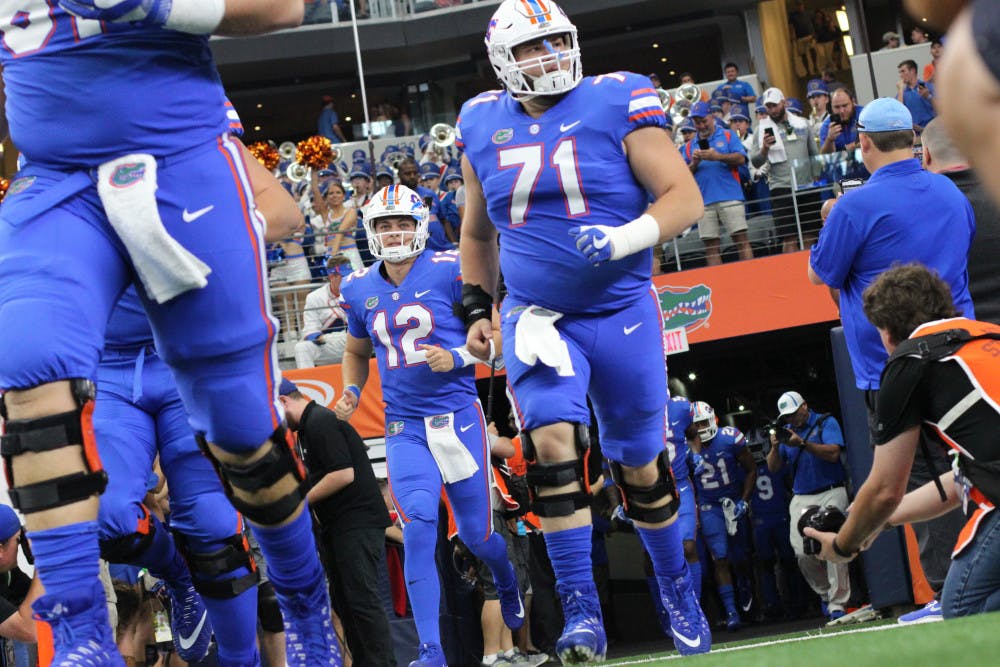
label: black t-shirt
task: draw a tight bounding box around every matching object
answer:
[875,356,1000,466]
[944,170,1000,326]
[297,402,391,534]
[973,0,1000,89]
[0,566,31,623]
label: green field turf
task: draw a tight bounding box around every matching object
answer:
[602,612,1000,666]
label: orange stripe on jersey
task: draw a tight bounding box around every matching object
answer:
[629,109,665,122]
[216,137,279,431]
[387,474,411,524]
[632,87,657,96]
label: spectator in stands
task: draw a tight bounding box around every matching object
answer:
[896,59,937,132]
[648,73,668,99]
[731,104,772,218]
[767,391,850,620]
[751,87,819,253]
[810,263,1000,621]
[910,26,929,44]
[921,118,1000,325]
[807,79,830,144]
[789,1,818,77]
[682,101,752,265]
[397,157,455,249]
[314,181,363,270]
[820,68,848,98]
[0,505,38,646]
[924,39,943,83]
[439,168,464,238]
[281,379,395,667]
[820,88,862,154]
[420,162,443,194]
[375,163,395,189]
[881,31,902,50]
[785,97,805,117]
[318,95,347,144]
[350,162,374,209]
[813,9,841,71]
[295,255,351,369]
[678,72,711,102]
[714,63,756,104]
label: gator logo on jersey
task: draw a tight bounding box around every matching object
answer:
[387,421,404,436]
[657,284,712,333]
[430,415,450,429]
[109,163,147,188]
[365,296,379,309]
[492,128,514,145]
[6,176,35,197]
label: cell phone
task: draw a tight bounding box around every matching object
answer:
[838,178,865,194]
[698,138,710,150]
[764,127,775,139]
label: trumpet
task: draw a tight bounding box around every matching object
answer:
[384,151,409,172]
[286,162,311,183]
[429,123,456,149]
[278,141,297,161]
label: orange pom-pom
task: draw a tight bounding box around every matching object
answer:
[247,142,280,170]
[296,135,334,171]
[0,178,9,205]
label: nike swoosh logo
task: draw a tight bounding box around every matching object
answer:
[177,611,208,651]
[415,290,432,298]
[514,599,525,619]
[623,323,643,335]
[560,120,581,132]
[459,424,474,433]
[671,628,702,649]
[593,236,610,249]
[182,205,214,223]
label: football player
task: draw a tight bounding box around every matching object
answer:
[690,402,756,630]
[0,1,339,664]
[335,185,523,667]
[457,0,709,660]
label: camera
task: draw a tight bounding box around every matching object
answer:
[797,505,848,555]
[763,421,792,444]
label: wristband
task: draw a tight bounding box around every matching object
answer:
[606,214,661,261]
[450,346,478,369]
[344,385,361,401]
[164,0,226,34]
[461,283,493,330]
[832,537,857,558]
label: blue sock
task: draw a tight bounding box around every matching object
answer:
[688,558,703,600]
[719,584,737,616]
[32,521,101,597]
[646,576,667,619]
[543,525,593,592]
[139,515,189,586]
[402,518,441,646]
[204,585,260,664]
[467,532,516,591]
[759,563,779,610]
[636,522,686,579]
[250,505,323,595]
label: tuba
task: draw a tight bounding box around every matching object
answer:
[384,151,409,173]
[286,162,311,183]
[278,141,297,161]
[669,83,701,129]
[429,123,456,149]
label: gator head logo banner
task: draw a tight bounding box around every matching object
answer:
[657,284,712,333]
[109,163,147,188]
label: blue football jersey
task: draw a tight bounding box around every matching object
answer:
[751,461,790,518]
[694,426,746,503]
[104,285,154,350]
[456,72,667,315]
[666,396,693,482]
[340,250,477,417]
[0,1,228,168]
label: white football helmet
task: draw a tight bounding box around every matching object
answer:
[485,0,582,99]
[362,185,429,263]
[692,401,718,442]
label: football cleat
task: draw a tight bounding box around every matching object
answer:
[409,642,447,667]
[725,608,742,631]
[278,585,343,667]
[657,567,711,655]
[496,565,526,631]
[897,600,943,625]
[33,580,125,667]
[154,578,212,662]
[555,583,607,664]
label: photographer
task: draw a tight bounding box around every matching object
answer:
[819,89,863,155]
[807,263,1000,620]
[767,391,850,619]
[0,503,41,663]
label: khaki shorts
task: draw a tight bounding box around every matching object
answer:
[697,200,748,239]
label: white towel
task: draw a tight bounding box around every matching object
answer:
[424,413,480,484]
[721,498,739,536]
[97,154,211,303]
[757,118,787,165]
[514,306,575,377]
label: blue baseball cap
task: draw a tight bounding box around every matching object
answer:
[317,168,336,178]
[729,104,750,122]
[785,97,804,114]
[419,162,440,180]
[279,378,299,396]
[680,118,696,133]
[690,101,712,118]
[443,168,463,184]
[0,505,20,542]
[375,163,394,179]
[350,161,372,179]
[857,97,912,133]
[806,79,829,98]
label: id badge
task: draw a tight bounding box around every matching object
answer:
[785,129,799,142]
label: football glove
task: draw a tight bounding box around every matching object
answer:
[689,451,707,477]
[569,225,615,266]
[734,499,749,519]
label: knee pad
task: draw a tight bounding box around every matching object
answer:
[256,581,284,633]
[608,449,679,524]
[523,423,598,518]
[196,425,307,526]
[0,379,108,513]
[99,504,155,563]
[173,521,260,599]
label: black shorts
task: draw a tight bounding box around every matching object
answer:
[973,0,1000,87]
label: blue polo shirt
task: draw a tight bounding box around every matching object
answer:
[900,81,936,129]
[779,411,845,495]
[681,124,746,205]
[810,159,975,389]
[318,107,341,143]
[819,105,863,151]
[715,79,756,101]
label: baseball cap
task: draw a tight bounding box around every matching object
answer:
[883,31,900,43]
[761,87,785,106]
[785,97,804,114]
[777,391,805,417]
[279,378,299,397]
[857,97,912,132]
[443,168,464,184]
[419,162,440,180]
[375,163,394,179]
[680,118,696,133]
[350,161,372,179]
[806,79,829,98]
[690,101,712,118]
[322,95,334,104]
[729,104,750,122]
[0,505,20,542]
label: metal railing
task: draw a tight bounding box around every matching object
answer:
[302,0,498,25]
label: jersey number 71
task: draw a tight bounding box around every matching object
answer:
[498,139,590,226]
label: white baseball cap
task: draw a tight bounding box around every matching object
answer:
[761,87,785,106]
[777,391,805,417]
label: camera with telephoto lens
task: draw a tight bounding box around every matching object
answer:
[797,505,848,555]
[763,421,792,444]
